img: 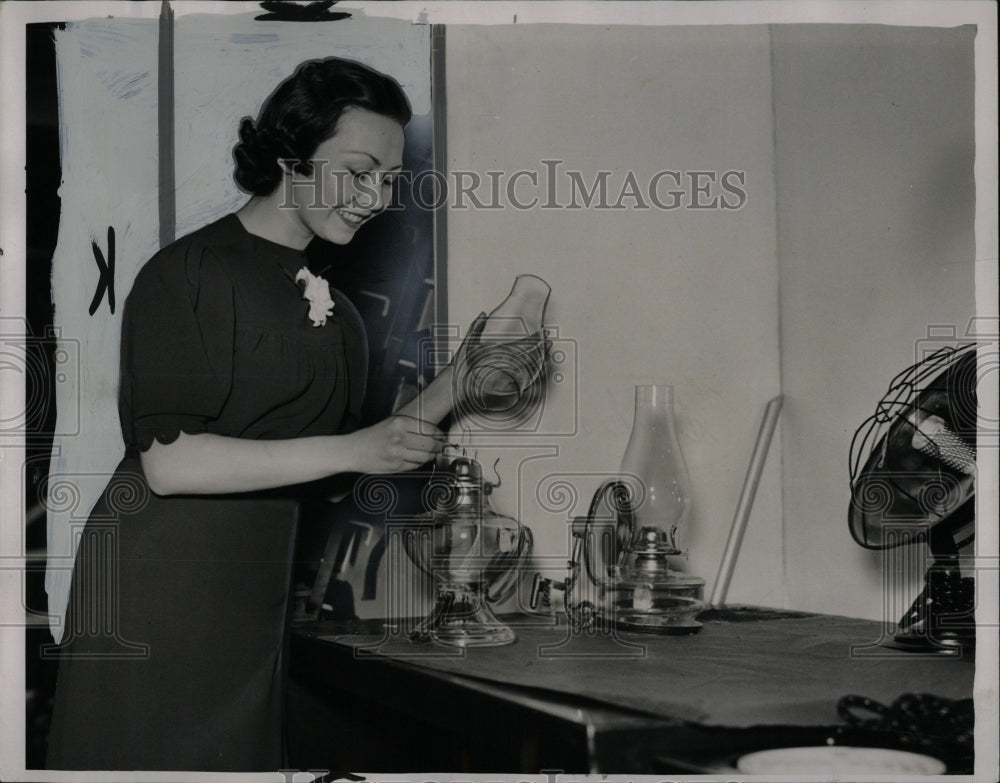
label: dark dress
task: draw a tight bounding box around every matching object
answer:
[46,214,368,771]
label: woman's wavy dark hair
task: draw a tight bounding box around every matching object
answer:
[232,57,412,196]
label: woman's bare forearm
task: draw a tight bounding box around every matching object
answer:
[140,432,356,495]
[140,416,444,496]
[140,363,462,497]
[395,365,455,425]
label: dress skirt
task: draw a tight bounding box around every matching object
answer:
[46,457,299,771]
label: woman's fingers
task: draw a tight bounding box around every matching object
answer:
[394,416,445,449]
[399,436,443,463]
[394,413,446,439]
[389,415,445,468]
[350,415,448,474]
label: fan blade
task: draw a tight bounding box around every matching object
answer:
[907,413,976,475]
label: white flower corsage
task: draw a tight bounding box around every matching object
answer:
[295,267,335,327]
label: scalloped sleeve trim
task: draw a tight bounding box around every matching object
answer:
[133,415,210,453]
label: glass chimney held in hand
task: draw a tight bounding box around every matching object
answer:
[454,274,551,425]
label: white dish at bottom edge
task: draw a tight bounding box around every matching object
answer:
[736,745,947,775]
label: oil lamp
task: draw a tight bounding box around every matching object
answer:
[608,383,705,632]
[401,275,549,646]
[404,451,533,647]
[532,384,706,633]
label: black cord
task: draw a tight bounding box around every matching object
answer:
[837,692,974,769]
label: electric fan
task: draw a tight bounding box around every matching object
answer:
[848,343,977,654]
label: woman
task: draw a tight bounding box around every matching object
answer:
[47,57,465,772]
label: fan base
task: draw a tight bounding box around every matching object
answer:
[886,629,974,657]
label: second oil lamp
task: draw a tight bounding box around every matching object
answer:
[533,384,706,633]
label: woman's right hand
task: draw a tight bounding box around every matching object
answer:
[344,414,446,474]
[140,418,445,496]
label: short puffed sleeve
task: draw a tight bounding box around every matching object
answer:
[118,240,235,452]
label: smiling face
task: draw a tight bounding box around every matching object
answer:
[284,108,405,245]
